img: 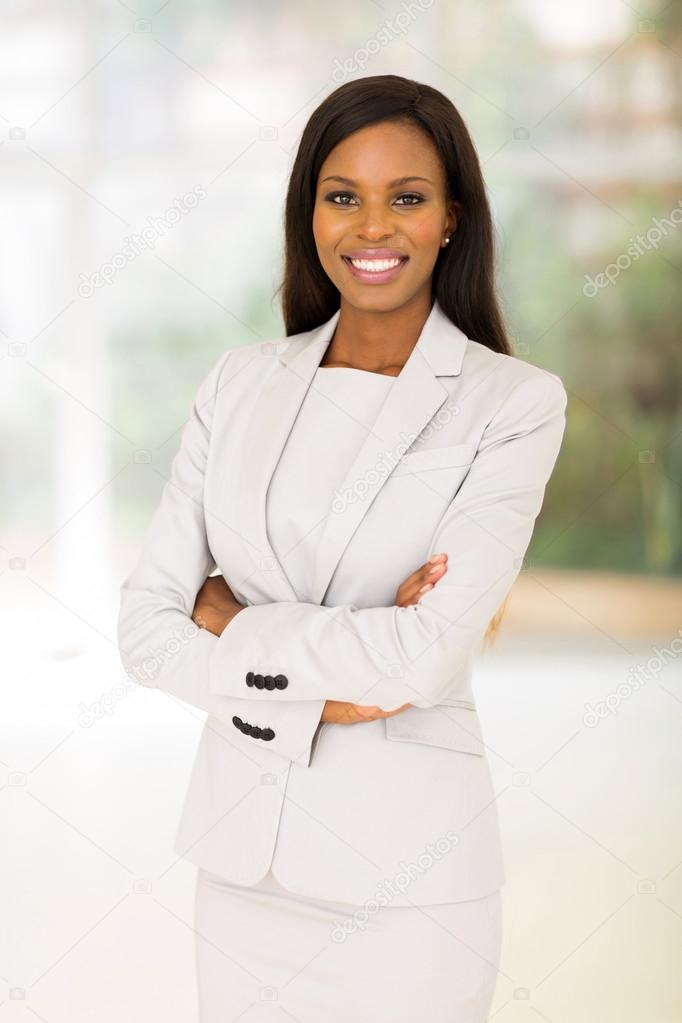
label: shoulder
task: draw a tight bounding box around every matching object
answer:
[194,329,292,395]
[190,323,323,417]
[463,336,567,415]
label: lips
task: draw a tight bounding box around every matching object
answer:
[341,251,410,285]
[341,254,408,271]
[342,249,408,260]
[341,252,410,274]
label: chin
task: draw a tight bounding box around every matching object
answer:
[341,292,407,313]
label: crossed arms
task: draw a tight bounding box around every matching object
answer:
[117,350,567,764]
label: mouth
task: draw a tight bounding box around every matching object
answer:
[341,254,409,284]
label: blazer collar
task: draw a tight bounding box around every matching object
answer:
[280,296,467,377]
[235,298,468,606]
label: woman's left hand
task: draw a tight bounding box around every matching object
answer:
[192,573,244,637]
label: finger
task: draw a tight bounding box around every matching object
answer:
[353,704,382,718]
[386,702,412,715]
[397,561,448,606]
[397,553,447,595]
[399,553,447,593]
[351,703,410,721]
[341,704,381,723]
[324,700,376,725]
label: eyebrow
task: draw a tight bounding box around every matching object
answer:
[320,175,433,187]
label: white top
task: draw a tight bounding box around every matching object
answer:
[266,367,395,602]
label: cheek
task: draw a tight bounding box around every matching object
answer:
[408,210,444,250]
[312,209,334,270]
[311,206,323,243]
[312,205,339,247]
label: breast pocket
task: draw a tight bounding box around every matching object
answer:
[387,442,477,501]
[384,703,486,756]
[391,441,477,477]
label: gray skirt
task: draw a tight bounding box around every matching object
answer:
[194,867,502,1022]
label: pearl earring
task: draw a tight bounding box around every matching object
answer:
[443,236,450,245]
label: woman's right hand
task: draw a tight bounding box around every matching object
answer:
[320,553,448,725]
[320,699,413,725]
[394,550,448,607]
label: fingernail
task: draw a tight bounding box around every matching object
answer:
[428,553,444,563]
[418,583,432,593]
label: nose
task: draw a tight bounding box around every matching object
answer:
[356,200,395,241]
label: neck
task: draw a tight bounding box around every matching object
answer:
[321,292,434,376]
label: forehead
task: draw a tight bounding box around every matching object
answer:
[318,121,443,185]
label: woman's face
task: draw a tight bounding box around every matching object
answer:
[312,120,458,313]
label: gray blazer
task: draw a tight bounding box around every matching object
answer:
[117,298,567,906]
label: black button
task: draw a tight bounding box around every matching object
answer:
[274,674,288,689]
[264,675,276,690]
[245,672,254,687]
[233,716,274,741]
[254,674,265,689]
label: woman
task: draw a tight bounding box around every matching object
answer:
[118,74,567,1021]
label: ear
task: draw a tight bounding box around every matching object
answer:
[446,199,461,236]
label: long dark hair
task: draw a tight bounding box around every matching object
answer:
[277,73,512,358]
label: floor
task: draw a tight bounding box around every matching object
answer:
[2,591,680,1022]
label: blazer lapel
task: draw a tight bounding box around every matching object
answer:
[310,299,468,606]
[234,309,341,603]
[234,299,468,607]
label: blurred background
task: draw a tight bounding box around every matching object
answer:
[1,1,680,1020]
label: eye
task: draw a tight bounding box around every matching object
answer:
[322,191,426,208]
[395,193,425,206]
[324,191,359,206]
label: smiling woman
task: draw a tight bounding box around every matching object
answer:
[279,75,511,355]
[314,122,457,309]
[118,73,567,1022]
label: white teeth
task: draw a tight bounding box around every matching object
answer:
[348,257,403,272]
